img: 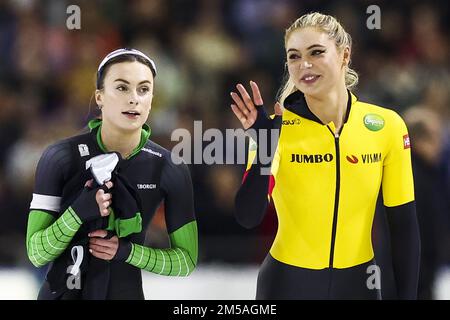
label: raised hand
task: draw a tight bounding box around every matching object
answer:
[230,81,284,130]
[230,81,264,130]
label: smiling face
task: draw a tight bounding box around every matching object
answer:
[95,60,154,133]
[286,27,349,97]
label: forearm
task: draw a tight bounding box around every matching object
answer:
[26,208,82,267]
[126,244,196,276]
[235,107,278,228]
[235,162,271,228]
[122,221,198,276]
[385,201,421,299]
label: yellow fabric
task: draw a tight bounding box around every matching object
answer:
[249,94,415,269]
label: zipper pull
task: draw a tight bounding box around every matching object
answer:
[335,132,340,138]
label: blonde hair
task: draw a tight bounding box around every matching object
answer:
[277,12,359,104]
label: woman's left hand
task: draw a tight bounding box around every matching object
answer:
[88,229,119,260]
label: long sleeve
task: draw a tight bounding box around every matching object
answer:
[125,221,197,276]
[235,106,279,228]
[385,201,421,299]
[26,208,82,267]
[120,155,198,276]
[26,143,79,267]
[382,111,420,299]
[26,143,106,267]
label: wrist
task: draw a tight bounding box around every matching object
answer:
[71,188,101,223]
[113,238,132,262]
[249,106,271,131]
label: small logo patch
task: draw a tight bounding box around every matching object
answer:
[78,144,89,157]
[282,118,301,125]
[142,147,162,157]
[137,183,157,190]
[346,155,359,164]
[403,134,410,149]
[363,114,385,131]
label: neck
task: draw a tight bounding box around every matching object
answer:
[100,121,142,159]
[305,85,348,132]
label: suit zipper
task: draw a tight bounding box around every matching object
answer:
[328,129,341,268]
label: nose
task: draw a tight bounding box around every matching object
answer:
[129,91,139,105]
[300,60,312,69]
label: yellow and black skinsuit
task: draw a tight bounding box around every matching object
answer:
[235,90,420,299]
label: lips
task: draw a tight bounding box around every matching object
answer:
[300,73,320,84]
[122,110,141,116]
[122,110,141,119]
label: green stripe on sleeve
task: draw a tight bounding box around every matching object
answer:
[125,220,198,276]
[26,208,82,267]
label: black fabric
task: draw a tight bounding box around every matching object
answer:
[283,89,353,125]
[235,107,281,229]
[256,254,380,300]
[245,105,274,146]
[113,238,132,262]
[385,201,421,299]
[70,185,104,223]
[235,162,271,229]
[76,167,143,300]
[111,172,142,220]
[34,126,195,299]
[160,154,195,233]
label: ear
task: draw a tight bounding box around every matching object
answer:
[146,94,153,113]
[342,46,351,66]
[95,89,103,107]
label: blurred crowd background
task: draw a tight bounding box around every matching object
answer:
[0,0,449,299]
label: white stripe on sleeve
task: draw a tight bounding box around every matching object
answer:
[30,193,61,212]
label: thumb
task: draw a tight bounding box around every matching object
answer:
[274,102,284,115]
[104,180,114,190]
[84,179,94,188]
[88,230,108,238]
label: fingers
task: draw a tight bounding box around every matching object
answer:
[98,191,112,202]
[84,179,93,188]
[231,82,264,130]
[230,104,246,124]
[104,181,114,190]
[96,188,112,216]
[250,81,264,106]
[230,91,251,117]
[89,237,118,249]
[88,229,108,238]
[89,234,119,260]
[89,249,113,261]
[274,102,284,115]
[236,84,256,112]
[89,244,115,255]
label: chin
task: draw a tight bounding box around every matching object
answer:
[299,85,323,98]
[117,120,143,133]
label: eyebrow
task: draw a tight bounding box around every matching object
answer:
[287,44,326,53]
[114,79,152,85]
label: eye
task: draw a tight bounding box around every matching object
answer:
[311,49,325,56]
[288,53,300,60]
[139,86,150,94]
[117,85,128,92]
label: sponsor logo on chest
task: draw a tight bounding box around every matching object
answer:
[346,153,382,164]
[290,153,334,163]
[137,183,157,190]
